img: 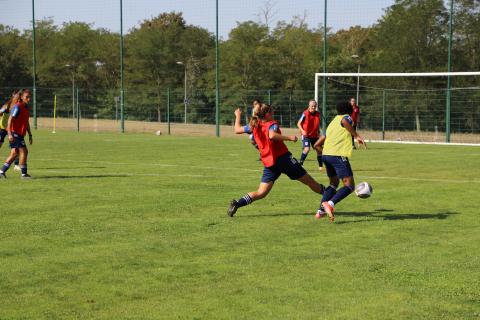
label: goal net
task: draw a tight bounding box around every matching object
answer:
[314,72,480,145]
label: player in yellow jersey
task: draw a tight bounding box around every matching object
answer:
[314,101,365,222]
[0,90,19,149]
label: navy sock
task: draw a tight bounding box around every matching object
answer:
[1,162,11,173]
[236,194,253,208]
[317,155,323,167]
[14,157,19,165]
[321,185,337,203]
[330,185,354,205]
[300,152,308,164]
[21,165,27,175]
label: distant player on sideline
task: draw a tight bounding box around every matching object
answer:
[349,97,360,148]
[228,104,325,217]
[0,89,33,179]
[0,90,21,171]
[297,99,323,170]
[314,101,365,221]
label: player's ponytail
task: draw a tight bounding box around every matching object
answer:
[249,103,273,129]
[249,115,260,129]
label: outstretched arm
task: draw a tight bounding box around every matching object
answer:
[268,129,297,142]
[342,117,365,146]
[233,108,247,134]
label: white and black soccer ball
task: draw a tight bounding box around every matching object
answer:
[355,182,373,199]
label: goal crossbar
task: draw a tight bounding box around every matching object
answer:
[315,71,480,77]
[314,71,480,105]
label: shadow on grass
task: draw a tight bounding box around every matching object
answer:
[38,166,107,170]
[334,210,459,224]
[237,208,459,224]
[34,174,129,180]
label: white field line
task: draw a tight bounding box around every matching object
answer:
[34,158,480,184]
[367,140,480,147]
[41,169,205,178]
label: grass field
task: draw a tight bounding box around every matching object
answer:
[1,130,479,319]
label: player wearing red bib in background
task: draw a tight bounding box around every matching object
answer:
[0,89,33,179]
[297,99,323,170]
[350,97,360,148]
[228,104,325,217]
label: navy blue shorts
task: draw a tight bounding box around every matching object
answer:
[0,129,7,143]
[9,133,26,149]
[302,136,319,148]
[261,152,307,183]
[322,155,353,179]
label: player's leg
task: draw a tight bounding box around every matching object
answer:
[228,166,279,217]
[228,181,275,217]
[322,157,355,221]
[297,173,324,194]
[279,152,324,194]
[0,130,6,149]
[311,138,323,171]
[299,136,310,165]
[328,175,355,206]
[18,147,30,178]
[316,156,338,220]
[13,156,20,171]
[0,148,19,178]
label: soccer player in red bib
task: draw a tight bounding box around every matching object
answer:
[228,104,325,217]
[0,89,33,179]
[297,99,323,170]
[350,97,360,148]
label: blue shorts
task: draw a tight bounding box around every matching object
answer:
[322,155,353,179]
[0,129,7,143]
[302,136,319,148]
[261,152,307,183]
[9,133,26,149]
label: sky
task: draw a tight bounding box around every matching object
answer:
[0,0,395,38]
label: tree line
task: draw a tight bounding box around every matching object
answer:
[0,0,478,132]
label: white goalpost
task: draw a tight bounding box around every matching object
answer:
[314,72,480,145]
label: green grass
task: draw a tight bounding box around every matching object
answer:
[1,130,479,319]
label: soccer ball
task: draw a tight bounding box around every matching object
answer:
[355,182,373,199]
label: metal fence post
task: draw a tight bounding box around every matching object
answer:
[215,0,220,137]
[268,89,271,105]
[167,88,171,135]
[322,0,328,135]
[382,90,386,140]
[32,0,37,129]
[445,0,454,142]
[76,87,80,132]
[120,0,125,133]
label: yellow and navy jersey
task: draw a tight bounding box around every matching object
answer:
[0,104,9,130]
[322,114,354,158]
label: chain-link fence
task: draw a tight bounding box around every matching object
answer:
[1,0,479,143]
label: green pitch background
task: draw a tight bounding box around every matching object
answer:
[1,131,479,319]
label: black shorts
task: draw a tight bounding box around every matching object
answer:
[261,152,307,183]
[0,129,7,143]
[9,133,26,149]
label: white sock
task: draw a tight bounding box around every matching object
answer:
[328,200,335,208]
